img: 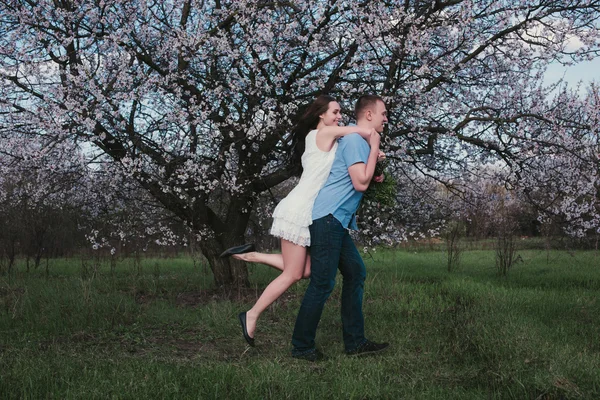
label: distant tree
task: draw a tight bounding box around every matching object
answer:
[519,86,600,241]
[0,138,88,272]
[82,163,191,258]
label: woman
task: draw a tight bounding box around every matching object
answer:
[222,95,377,347]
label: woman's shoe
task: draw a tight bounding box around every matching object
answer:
[238,312,255,347]
[219,243,256,258]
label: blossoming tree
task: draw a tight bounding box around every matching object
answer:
[1,0,599,286]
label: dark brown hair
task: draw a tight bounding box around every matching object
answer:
[299,95,336,133]
[290,95,337,170]
[354,94,384,120]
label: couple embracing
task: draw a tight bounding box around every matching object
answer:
[221,94,389,361]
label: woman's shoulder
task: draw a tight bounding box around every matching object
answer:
[304,129,319,147]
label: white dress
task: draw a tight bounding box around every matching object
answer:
[270,129,338,246]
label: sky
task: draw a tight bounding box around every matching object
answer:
[544,57,599,91]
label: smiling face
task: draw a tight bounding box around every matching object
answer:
[319,101,342,127]
[370,100,388,133]
[355,96,388,133]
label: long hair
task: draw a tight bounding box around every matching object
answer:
[290,95,336,171]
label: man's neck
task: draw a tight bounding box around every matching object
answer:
[355,120,372,129]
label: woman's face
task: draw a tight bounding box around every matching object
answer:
[319,101,342,126]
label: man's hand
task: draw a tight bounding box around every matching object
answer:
[373,174,385,183]
[374,150,387,178]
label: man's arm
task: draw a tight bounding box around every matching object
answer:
[348,131,381,192]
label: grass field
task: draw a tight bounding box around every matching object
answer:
[1,248,599,399]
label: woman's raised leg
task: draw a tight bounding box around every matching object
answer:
[243,239,309,339]
[234,250,311,278]
[233,252,284,271]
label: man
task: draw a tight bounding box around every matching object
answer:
[291,95,389,361]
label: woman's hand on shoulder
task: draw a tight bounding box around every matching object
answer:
[357,127,374,141]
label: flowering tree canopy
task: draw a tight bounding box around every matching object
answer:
[1,0,599,286]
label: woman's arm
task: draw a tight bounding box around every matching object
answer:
[315,126,373,151]
[319,125,372,140]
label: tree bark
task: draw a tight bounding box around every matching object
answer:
[199,235,249,287]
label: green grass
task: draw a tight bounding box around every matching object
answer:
[1,249,599,399]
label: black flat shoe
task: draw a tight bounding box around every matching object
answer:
[238,312,255,347]
[219,243,256,258]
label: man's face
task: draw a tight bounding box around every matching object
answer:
[371,100,388,133]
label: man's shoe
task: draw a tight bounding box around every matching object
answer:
[291,349,325,362]
[238,312,255,347]
[219,243,256,258]
[346,339,389,356]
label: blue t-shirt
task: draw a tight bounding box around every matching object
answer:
[312,133,370,230]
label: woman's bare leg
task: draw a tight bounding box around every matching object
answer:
[233,252,284,271]
[244,240,308,338]
[234,251,311,278]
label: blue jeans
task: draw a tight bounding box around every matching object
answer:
[291,214,366,354]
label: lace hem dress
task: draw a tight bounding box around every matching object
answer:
[270,129,338,246]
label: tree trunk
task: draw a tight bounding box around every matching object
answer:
[7,238,16,274]
[199,235,249,287]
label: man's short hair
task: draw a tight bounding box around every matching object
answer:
[355,95,385,119]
